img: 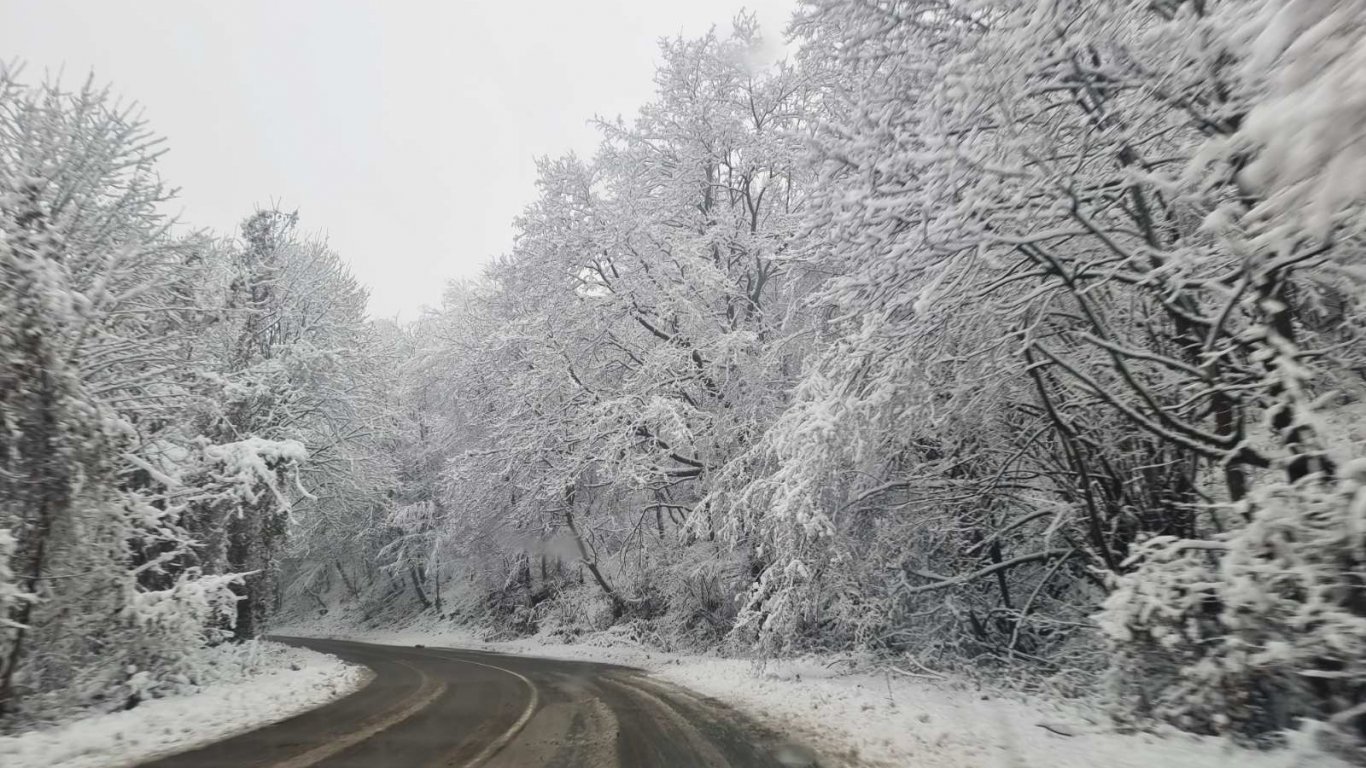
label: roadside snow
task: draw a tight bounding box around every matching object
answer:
[0,641,368,768]
[282,613,1348,768]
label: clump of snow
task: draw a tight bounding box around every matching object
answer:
[1227,0,1366,234]
[0,641,366,768]
[282,614,1347,768]
[200,436,309,507]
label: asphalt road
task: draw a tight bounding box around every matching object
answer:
[138,637,821,768]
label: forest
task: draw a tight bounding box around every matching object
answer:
[3,0,1365,752]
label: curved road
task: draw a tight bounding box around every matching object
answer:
[139,637,821,768]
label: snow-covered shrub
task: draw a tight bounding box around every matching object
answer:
[112,574,244,702]
[1102,467,1366,743]
[653,547,749,649]
[540,585,619,642]
[476,553,577,638]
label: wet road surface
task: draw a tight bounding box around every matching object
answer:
[138,637,821,768]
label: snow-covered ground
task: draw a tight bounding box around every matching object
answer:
[0,641,368,768]
[282,613,1348,768]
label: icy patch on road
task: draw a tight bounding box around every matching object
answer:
[0,641,367,768]
[283,612,1347,768]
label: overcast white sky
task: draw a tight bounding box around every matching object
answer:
[0,0,798,319]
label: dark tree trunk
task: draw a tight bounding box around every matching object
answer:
[409,566,432,611]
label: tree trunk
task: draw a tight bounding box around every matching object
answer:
[564,508,623,618]
[335,559,360,599]
[433,559,442,614]
[409,566,432,610]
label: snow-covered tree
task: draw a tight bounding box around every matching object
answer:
[364,17,823,643]
[0,72,246,718]
[0,71,383,720]
[759,0,1366,741]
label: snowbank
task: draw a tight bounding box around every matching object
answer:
[283,613,1348,768]
[0,641,368,768]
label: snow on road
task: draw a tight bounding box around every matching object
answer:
[0,641,367,768]
[283,614,1348,768]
